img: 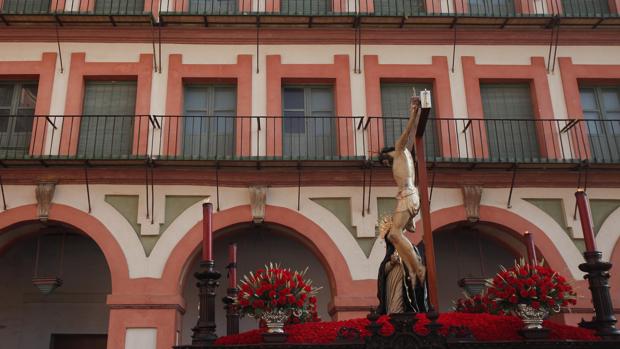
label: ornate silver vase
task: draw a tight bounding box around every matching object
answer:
[515,303,550,330]
[260,308,291,334]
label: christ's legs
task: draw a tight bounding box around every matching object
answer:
[387,211,426,286]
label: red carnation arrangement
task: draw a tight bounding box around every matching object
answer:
[455,259,576,315]
[454,292,501,315]
[237,263,321,323]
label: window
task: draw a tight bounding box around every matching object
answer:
[188,0,238,14]
[579,86,620,162]
[78,81,136,158]
[562,0,610,17]
[282,86,336,159]
[468,0,515,16]
[182,85,236,159]
[380,83,437,158]
[280,0,331,15]
[94,0,144,14]
[480,83,539,161]
[373,0,426,16]
[0,81,37,157]
[2,0,50,13]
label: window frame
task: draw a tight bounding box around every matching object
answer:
[181,84,238,159]
[0,80,38,156]
[479,82,541,161]
[578,84,620,162]
[281,84,337,158]
[379,81,438,158]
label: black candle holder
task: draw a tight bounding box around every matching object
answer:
[223,287,240,336]
[191,260,221,346]
[578,251,620,340]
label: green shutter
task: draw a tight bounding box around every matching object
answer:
[78,81,136,159]
[2,0,50,13]
[188,0,238,14]
[182,85,236,159]
[94,0,144,14]
[380,83,437,159]
[280,0,330,15]
[562,0,610,17]
[480,83,539,161]
[372,0,426,16]
[468,0,515,16]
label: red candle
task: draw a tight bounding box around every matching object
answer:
[228,243,237,289]
[523,231,537,265]
[575,190,597,252]
[202,201,213,261]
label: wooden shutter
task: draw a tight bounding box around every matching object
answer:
[372,0,426,16]
[2,0,50,13]
[280,0,330,15]
[480,83,539,161]
[94,0,144,14]
[380,83,437,158]
[188,0,238,14]
[78,81,136,158]
[562,0,609,16]
[468,0,515,16]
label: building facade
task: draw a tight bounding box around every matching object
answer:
[1,1,620,348]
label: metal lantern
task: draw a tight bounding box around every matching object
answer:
[31,232,66,295]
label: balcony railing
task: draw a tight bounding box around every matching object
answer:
[0,0,150,15]
[2,115,619,165]
[156,0,620,17]
[1,0,618,19]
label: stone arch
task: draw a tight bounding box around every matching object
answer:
[429,204,573,280]
[162,204,358,299]
[0,203,130,293]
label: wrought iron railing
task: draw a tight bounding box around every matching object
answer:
[155,0,620,17]
[0,0,149,15]
[1,0,617,18]
[374,117,620,164]
[1,115,619,164]
[155,115,365,161]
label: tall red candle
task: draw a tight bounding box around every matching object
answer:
[202,201,213,261]
[575,190,597,252]
[523,231,537,265]
[228,243,237,289]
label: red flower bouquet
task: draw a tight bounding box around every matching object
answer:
[486,259,577,314]
[455,259,576,316]
[237,263,321,324]
[454,292,501,315]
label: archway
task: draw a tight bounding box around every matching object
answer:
[0,221,111,349]
[180,222,334,341]
[433,222,523,311]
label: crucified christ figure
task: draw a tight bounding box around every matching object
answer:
[378,95,426,289]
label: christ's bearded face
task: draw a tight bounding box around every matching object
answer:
[379,147,396,167]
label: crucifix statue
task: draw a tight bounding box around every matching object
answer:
[377,92,429,314]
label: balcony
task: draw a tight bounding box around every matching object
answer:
[2,115,619,169]
[0,0,153,26]
[154,0,620,28]
[1,1,617,27]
